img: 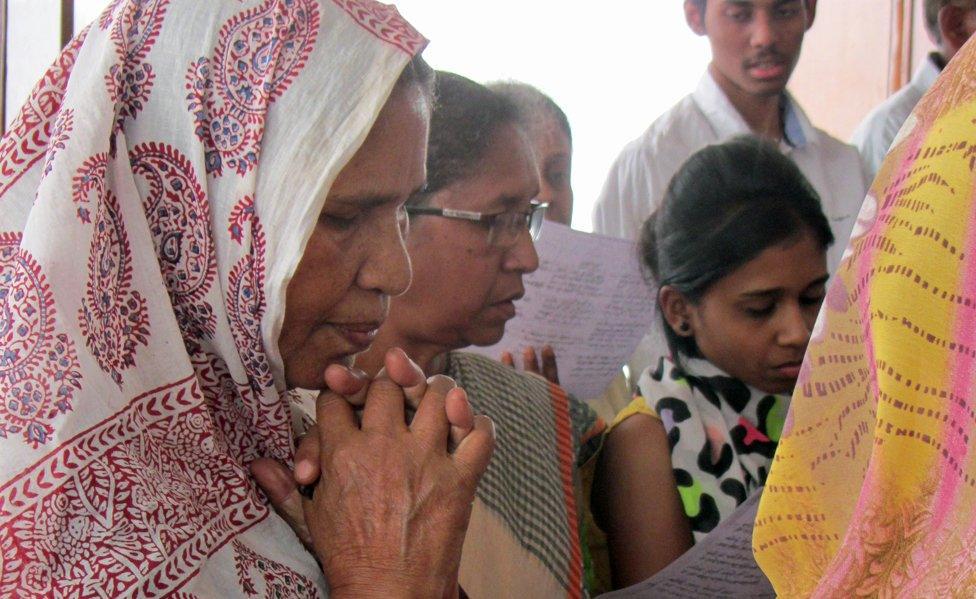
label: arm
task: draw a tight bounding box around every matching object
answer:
[591,413,693,589]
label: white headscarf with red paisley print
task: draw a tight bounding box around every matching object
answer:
[0,0,425,595]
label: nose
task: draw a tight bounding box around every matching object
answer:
[750,10,778,48]
[502,227,540,274]
[777,303,811,349]
[357,210,412,297]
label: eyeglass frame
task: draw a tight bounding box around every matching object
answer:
[404,201,549,248]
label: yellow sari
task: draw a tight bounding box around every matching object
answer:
[753,39,976,596]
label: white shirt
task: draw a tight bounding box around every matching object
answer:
[852,53,942,182]
[592,71,869,273]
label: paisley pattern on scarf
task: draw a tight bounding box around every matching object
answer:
[185,0,320,176]
[0,234,82,448]
[0,0,425,594]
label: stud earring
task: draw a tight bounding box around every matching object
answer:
[678,322,690,333]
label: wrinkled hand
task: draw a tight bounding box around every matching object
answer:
[252,348,491,597]
[307,358,494,597]
[500,344,560,384]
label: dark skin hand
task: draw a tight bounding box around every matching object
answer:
[251,348,491,598]
[500,344,560,385]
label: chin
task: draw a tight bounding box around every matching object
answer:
[745,80,787,97]
[464,327,506,348]
[760,379,796,395]
[284,353,356,390]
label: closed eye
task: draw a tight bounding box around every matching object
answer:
[744,303,776,318]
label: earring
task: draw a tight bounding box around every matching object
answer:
[678,322,690,333]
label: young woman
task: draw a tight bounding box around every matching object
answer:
[592,135,834,589]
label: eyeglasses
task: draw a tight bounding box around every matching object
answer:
[405,202,548,249]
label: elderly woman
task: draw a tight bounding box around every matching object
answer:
[487,81,573,381]
[0,1,491,597]
[489,81,574,226]
[343,72,602,598]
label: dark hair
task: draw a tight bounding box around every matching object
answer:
[923,0,976,43]
[395,54,435,103]
[639,135,833,358]
[487,81,572,145]
[408,71,519,205]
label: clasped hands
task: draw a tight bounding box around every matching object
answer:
[251,348,494,599]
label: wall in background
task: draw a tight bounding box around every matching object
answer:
[1,0,935,228]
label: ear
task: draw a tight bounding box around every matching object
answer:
[684,0,707,36]
[939,4,972,55]
[804,0,818,31]
[658,285,696,338]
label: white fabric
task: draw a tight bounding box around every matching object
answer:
[0,1,425,596]
[851,53,943,182]
[592,70,868,274]
[634,357,787,542]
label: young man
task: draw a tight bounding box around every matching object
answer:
[593,0,866,273]
[852,0,976,181]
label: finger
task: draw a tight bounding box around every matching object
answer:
[445,386,474,450]
[402,376,429,412]
[453,415,495,483]
[522,346,541,375]
[325,363,369,408]
[541,345,560,384]
[250,458,313,547]
[294,425,321,485]
[410,374,455,447]
[316,389,358,448]
[500,351,515,368]
[360,366,408,434]
[385,347,426,387]
[323,364,369,395]
[385,347,428,410]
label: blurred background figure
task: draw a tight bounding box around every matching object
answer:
[490,80,575,226]
[852,0,976,181]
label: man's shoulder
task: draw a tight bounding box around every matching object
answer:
[613,94,713,171]
[852,85,922,145]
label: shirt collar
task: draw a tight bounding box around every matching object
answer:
[692,69,816,149]
[913,53,943,91]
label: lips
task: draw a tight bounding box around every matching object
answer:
[745,56,787,81]
[772,361,803,379]
[331,322,381,352]
[487,290,524,321]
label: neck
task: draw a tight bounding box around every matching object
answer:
[709,63,784,142]
[356,325,451,378]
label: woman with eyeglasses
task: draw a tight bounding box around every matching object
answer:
[289,71,604,598]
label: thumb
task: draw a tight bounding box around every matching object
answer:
[251,458,313,548]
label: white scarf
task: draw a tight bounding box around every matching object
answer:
[636,357,788,542]
[0,1,424,595]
